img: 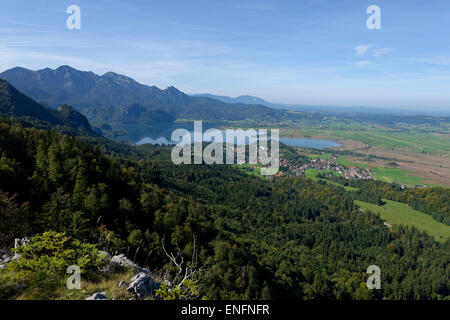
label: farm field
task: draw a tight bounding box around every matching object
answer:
[370,167,427,185]
[355,199,450,242]
[331,130,450,155]
[337,149,450,187]
[335,156,370,168]
[297,128,450,187]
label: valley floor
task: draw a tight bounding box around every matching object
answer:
[355,199,450,243]
[227,121,450,187]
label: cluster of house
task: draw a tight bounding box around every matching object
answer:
[279,156,374,180]
[234,145,273,166]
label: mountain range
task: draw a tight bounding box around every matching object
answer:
[0,66,282,121]
[0,66,290,141]
[0,79,95,136]
[189,93,284,108]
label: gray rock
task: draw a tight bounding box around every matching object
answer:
[9,237,30,261]
[110,254,150,274]
[14,237,30,249]
[126,272,160,298]
[110,254,134,268]
[86,292,110,300]
[135,265,151,274]
[118,280,127,288]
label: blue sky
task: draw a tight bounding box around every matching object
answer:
[1,0,450,110]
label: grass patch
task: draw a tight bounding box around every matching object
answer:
[304,169,359,191]
[13,270,136,300]
[371,167,425,185]
[232,163,263,177]
[355,199,450,242]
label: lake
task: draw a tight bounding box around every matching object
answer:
[279,138,341,149]
[136,131,341,150]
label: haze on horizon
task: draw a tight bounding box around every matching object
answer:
[1,0,450,111]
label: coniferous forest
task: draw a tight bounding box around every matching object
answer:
[1,118,449,300]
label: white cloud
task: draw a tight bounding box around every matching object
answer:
[354,45,371,56]
[374,47,393,57]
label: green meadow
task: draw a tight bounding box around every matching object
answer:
[330,130,450,155]
[355,199,450,242]
[305,169,359,191]
[335,156,370,168]
[370,167,426,185]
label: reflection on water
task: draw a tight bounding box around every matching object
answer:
[136,137,173,145]
[135,127,341,150]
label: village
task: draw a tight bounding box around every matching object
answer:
[277,156,374,180]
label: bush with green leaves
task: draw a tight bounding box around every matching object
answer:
[155,279,201,300]
[0,231,103,299]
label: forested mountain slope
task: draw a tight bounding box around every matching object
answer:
[0,79,96,136]
[0,119,449,300]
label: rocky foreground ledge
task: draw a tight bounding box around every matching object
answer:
[1,238,161,300]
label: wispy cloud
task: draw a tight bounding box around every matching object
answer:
[373,47,393,57]
[354,45,371,56]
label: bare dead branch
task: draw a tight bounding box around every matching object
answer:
[160,233,208,289]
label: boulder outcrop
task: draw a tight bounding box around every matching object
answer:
[126,272,160,298]
[110,254,150,274]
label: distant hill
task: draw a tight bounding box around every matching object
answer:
[190,93,450,116]
[189,93,285,109]
[0,79,96,136]
[0,66,282,121]
[189,93,401,113]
